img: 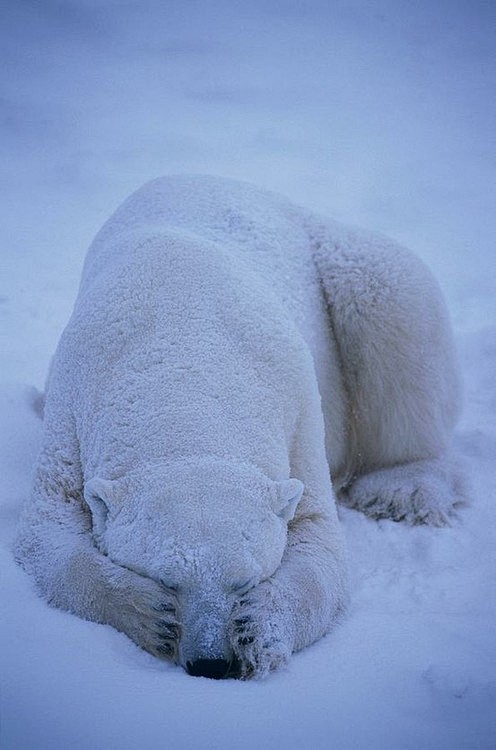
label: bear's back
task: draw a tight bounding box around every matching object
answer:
[79,176,315,319]
[76,177,340,380]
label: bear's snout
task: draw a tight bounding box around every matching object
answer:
[185,657,238,679]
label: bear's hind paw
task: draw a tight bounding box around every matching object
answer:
[340,458,467,527]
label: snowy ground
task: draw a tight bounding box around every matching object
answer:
[1,1,495,748]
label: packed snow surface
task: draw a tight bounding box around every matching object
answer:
[1,1,495,748]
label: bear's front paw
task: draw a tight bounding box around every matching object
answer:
[107,567,180,660]
[228,582,293,679]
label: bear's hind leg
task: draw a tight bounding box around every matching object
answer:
[313,226,465,523]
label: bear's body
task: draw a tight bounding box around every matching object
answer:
[16,176,463,678]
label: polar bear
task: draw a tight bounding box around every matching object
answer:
[15,175,463,679]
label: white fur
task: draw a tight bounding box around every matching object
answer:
[15,175,462,678]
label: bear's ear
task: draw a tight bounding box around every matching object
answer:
[271,479,304,522]
[84,478,117,545]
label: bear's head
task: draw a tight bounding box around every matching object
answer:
[83,457,303,677]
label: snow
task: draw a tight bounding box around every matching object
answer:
[1,1,495,748]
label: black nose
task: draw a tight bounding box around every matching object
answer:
[186,658,231,679]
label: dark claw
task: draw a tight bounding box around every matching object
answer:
[363,496,379,509]
[233,617,251,628]
[154,620,180,635]
[238,636,254,646]
[157,633,176,644]
[156,643,175,657]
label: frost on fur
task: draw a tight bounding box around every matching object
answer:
[229,582,293,679]
[15,175,463,679]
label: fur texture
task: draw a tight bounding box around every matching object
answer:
[15,175,462,678]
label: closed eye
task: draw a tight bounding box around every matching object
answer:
[231,579,255,595]
[159,578,179,594]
